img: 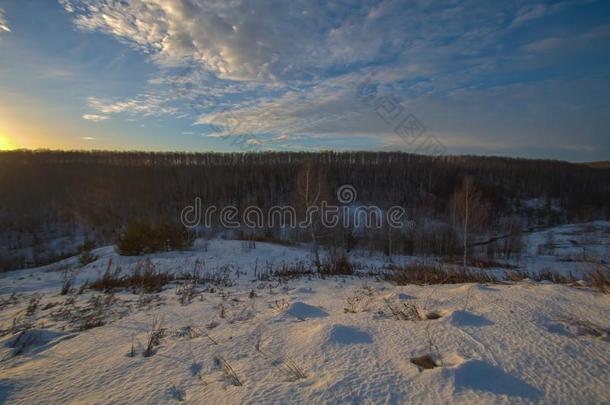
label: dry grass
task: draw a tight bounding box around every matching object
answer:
[384,264,497,285]
[505,269,577,284]
[532,270,577,284]
[60,267,77,295]
[469,259,517,269]
[79,294,115,330]
[275,355,308,380]
[175,280,198,305]
[320,254,354,276]
[557,316,609,340]
[271,298,290,313]
[215,356,243,386]
[143,315,166,357]
[197,264,236,287]
[25,294,42,317]
[586,263,610,293]
[344,285,374,313]
[0,292,18,309]
[256,260,313,282]
[385,300,426,321]
[89,259,172,293]
[255,336,307,381]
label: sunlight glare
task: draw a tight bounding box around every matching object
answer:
[0,131,16,150]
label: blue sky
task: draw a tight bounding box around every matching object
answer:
[0,0,609,161]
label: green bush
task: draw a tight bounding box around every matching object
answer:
[116,220,194,256]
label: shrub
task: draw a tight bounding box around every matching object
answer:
[116,220,194,256]
[344,285,374,313]
[79,294,115,330]
[176,280,197,305]
[320,254,354,276]
[89,259,172,293]
[256,260,313,282]
[385,300,426,321]
[89,260,124,292]
[78,240,98,266]
[587,264,610,293]
[130,260,173,293]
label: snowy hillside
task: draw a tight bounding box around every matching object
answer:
[0,225,608,404]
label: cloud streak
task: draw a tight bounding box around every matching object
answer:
[0,7,10,33]
[82,114,110,122]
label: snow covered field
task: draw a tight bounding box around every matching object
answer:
[0,224,609,404]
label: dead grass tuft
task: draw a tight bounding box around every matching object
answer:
[89,259,172,293]
[143,315,166,357]
[385,300,426,321]
[215,356,243,386]
[320,254,354,276]
[586,263,610,293]
[384,264,497,285]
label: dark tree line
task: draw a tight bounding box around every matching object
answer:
[1,150,608,270]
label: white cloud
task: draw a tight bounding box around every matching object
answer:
[510,1,575,28]
[63,0,346,81]
[63,0,610,157]
[521,25,610,53]
[63,0,515,83]
[81,136,96,140]
[0,8,10,33]
[511,4,550,27]
[87,95,177,117]
[59,0,75,13]
[522,37,564,52]
[82,114,110,122]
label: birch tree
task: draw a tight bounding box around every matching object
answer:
[450,177,488,268]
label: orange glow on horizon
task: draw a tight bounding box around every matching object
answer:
[0,130,17,150]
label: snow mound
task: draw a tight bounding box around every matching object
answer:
[4,329,75,356]
[287,302,328,319]
[328,325,373,345]
[452,360,542,399]
[451,310,494,327]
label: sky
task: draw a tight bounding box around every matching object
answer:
[0,0,609,161]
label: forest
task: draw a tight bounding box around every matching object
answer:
[1,150,609,271]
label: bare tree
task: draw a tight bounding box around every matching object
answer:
[450,178,488,268]
[294,159,326,269]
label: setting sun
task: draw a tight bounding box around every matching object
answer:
[0,131,16,150]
